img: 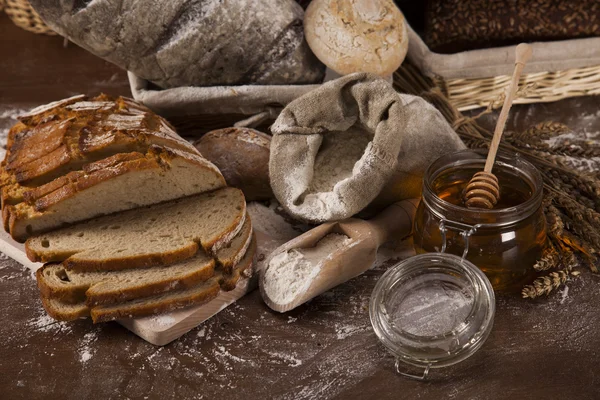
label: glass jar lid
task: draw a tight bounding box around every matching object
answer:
[369,253,495,380]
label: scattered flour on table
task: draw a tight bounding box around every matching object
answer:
[266,351,303,367]
[334,323,369,340]
[78,331,99,364]
[263,233,353,305]
[27,310,73,335]
[214,345,254,366]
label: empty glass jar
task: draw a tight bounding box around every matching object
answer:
[370,253,495,380]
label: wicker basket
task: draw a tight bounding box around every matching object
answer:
[434,65,600,112]
[2,0,56,35]
[405,24,600,111]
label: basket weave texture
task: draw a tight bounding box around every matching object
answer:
[435,66,600,111]
[3,0,56,35]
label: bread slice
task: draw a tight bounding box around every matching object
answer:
[35,215,252,306]
[36,253,215,306]
[91,236,256,323]
[215,212,253,274]
[219,234,256,291]
[4,145,225,241]
[40,295,90,321]
[90,277,221,323]
[26,187,246,270]
[38,236,256,323]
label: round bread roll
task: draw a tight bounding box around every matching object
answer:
[195,128,273,201]
[304,0,408,77]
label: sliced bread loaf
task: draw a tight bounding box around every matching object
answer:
[36,215,253,306]
[2,94,197,187]
[4,145,226,241]
[38,235,256,323]
[26,187,246,270]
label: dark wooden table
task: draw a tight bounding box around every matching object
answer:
[1,14,600,400]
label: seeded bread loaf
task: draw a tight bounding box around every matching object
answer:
[39,236,256,323]
[1,94,226,242]
[28,0,325,88]
[194,128,273,201]
[26,187,247,271]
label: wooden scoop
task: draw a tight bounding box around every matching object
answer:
[260,199,418,313]
[464,43,532,209]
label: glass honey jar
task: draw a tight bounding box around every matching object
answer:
[413,149,547,292]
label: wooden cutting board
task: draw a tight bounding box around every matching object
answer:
[0,202,303,346]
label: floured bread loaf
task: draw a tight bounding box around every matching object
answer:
[26,187,247,271]
[29,0,325,88]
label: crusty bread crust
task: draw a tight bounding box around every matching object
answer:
[37,263,89,304]
[216,213,253,274]
[3,94,197,183]
[219,234,256,291]
[40,295,90,321]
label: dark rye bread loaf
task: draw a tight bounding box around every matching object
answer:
[29,0,325,88]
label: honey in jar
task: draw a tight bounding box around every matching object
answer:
[413,149,547,292]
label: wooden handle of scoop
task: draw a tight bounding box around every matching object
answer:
[484,43,532,173]
[369,198,419,246]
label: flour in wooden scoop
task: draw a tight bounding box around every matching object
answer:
[263,233,352,305]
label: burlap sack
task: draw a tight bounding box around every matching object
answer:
[269,72,465,223]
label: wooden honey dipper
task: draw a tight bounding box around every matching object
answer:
[464,43,533,209]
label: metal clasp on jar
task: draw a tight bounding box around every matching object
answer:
[438,218,483,260]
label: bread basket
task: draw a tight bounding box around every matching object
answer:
[401,24,600,111]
